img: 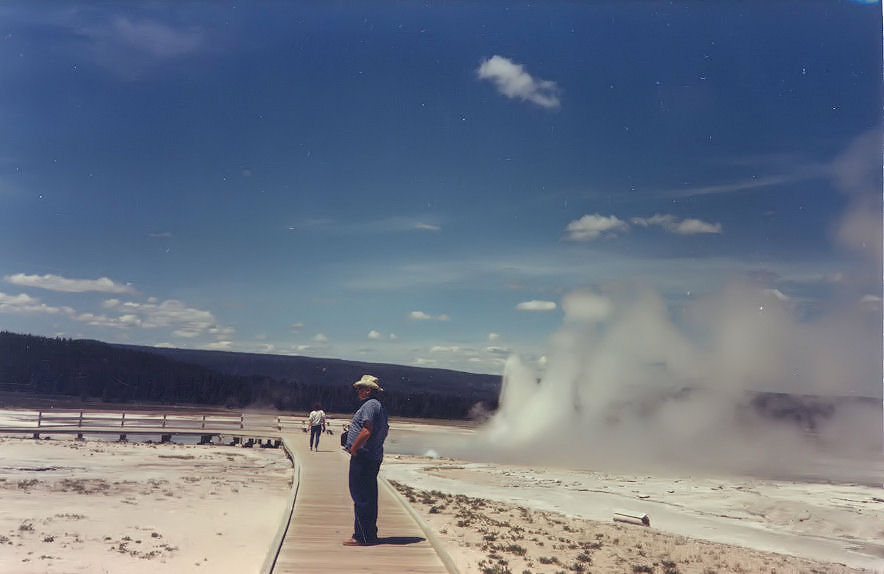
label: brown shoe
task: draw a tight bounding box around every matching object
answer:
[342,538,365,546]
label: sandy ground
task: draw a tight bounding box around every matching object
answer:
[0,416,881,573]
[0,435,292,574]
[382,453,884,573]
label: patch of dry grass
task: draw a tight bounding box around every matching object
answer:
[390,481,871,574]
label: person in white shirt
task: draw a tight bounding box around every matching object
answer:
[307,402,326,451]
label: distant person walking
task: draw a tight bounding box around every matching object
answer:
[342,375,389,546]
[308,402,326,451]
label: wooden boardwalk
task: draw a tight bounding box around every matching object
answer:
[0,409,454,573]
[271,432,453,574]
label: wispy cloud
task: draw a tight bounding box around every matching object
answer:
[409,311,450,321]
[661,173,803,198]
[0,288,232,342]
[563,214,628,241]
[5,273,136,294]
[477,55,561,109]
[430,345,460,353]
[205,340,233,350]
[564,213,721,241]
[57,12,207,78]
[485,346,512,356]
[107,16,203,59]
[631,214,722,235]
[0,291,72,315]
[367,330,397,341]
[515,300,557,311]
[287,216,441,235]
[100,298,230,338]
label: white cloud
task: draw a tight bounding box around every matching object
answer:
[110,17,203,58]
[430,346,460,353]
[563,214,628,241]
[859,294,882,311]
[65,13,207,79]
[206,341,233,350]
[312,333,328,343]
[389,333,397,341]
[485,346,512,356]
[0,292,40,307]
[631,214,722,235]
[368,330,383,340]
[100,298,222,338]
[408,311,450,321]
[660,171,820,199]
[515,300,557,312]
[488,332,501,341]
[5,273,136,294]
[477,55,561,109]
[0,291,70,316]
[293,216,442,236]
[564,213,721,240]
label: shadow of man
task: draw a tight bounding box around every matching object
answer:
[371,536,425,546]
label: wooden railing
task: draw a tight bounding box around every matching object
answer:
[4,409,305,433]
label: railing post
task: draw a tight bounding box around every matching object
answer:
[121,412,126,428]
[277,417,281,431]
[162,414,167,428]
[78,410,83,428]
[201,415,206,429]
[37,411,42,428]
[240,414,244,429]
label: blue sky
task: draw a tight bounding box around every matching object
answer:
[0,2,880,382]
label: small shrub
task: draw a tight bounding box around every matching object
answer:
[576,552,592,563]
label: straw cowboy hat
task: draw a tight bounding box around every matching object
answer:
[353,374,383,392]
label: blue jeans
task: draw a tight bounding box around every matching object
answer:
[348,455,381,542]
[310,425,322,449]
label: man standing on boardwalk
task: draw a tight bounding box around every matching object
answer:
[342,374,389,546]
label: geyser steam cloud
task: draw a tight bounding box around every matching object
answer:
[478,282,881,474]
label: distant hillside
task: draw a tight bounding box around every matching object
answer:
[115,344,501,400]
[0,332,501,419]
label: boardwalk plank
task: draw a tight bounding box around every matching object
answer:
[272,433,450,574]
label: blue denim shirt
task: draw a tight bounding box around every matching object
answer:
[345,397,389,461]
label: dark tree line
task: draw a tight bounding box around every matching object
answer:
[0,332,497,419]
